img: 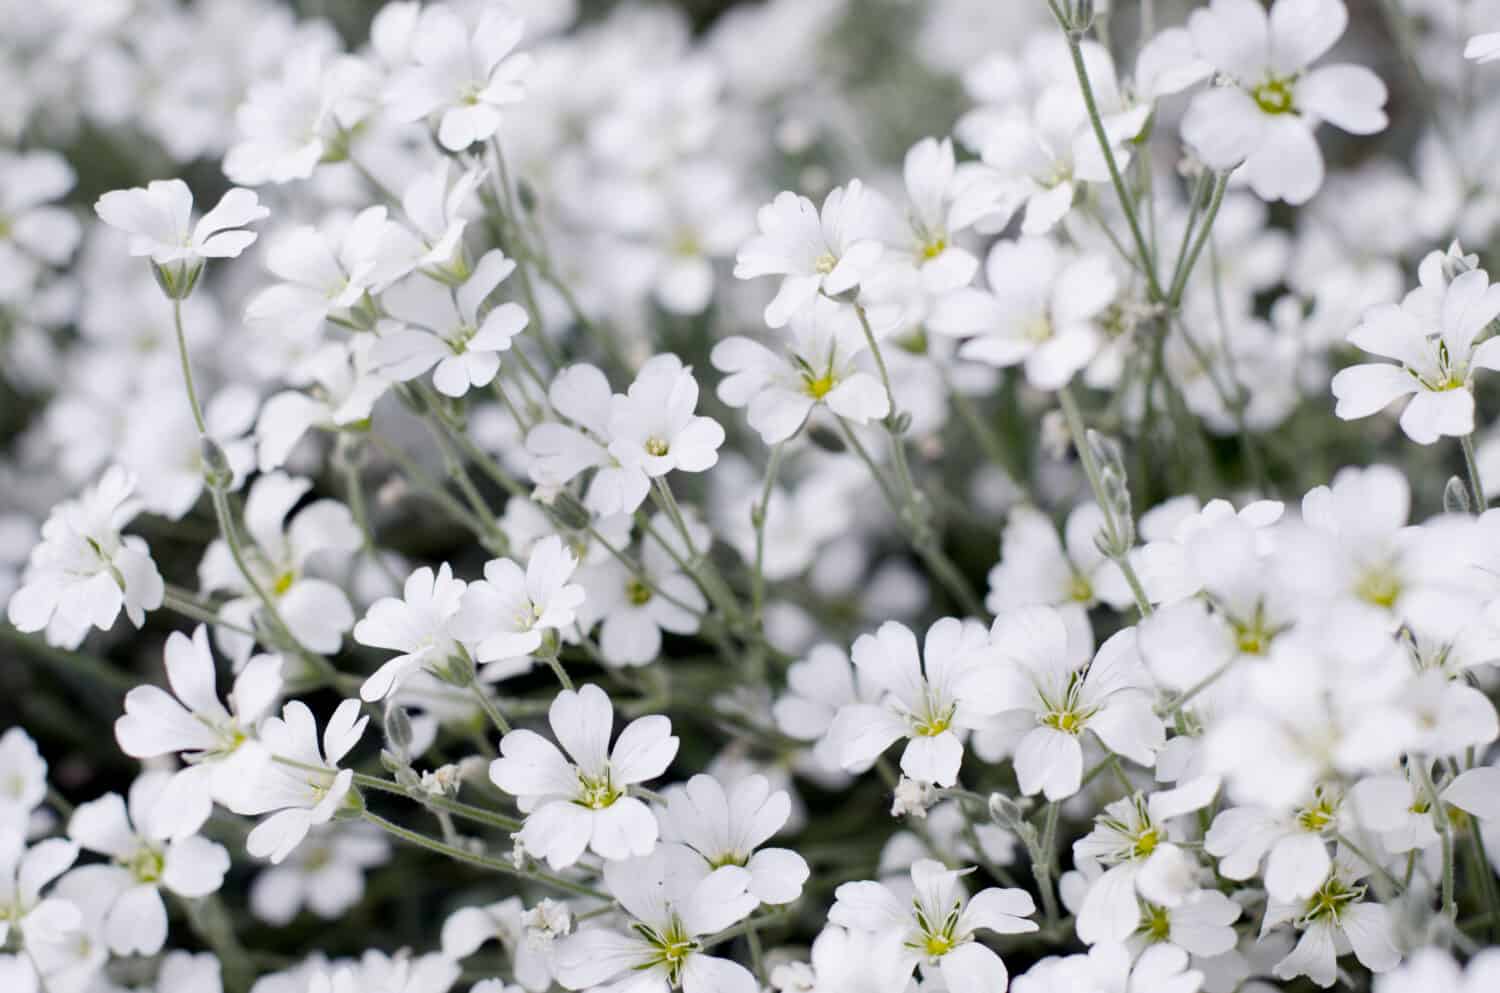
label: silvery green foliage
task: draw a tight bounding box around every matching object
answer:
[7,1,1500,992]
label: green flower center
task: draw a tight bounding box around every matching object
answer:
[626,578,653,607]
[1252,77,1297,115]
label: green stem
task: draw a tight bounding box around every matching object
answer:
[1462,433,1487,513]
[1167,172,1230,306]
[171,297,208,436]
[1415,761,1458,923]
[1049,7,1163,301]
[1056,385,1151,617]
[469,677,513,736]
[362,810,609,901]
[750,442,786,628]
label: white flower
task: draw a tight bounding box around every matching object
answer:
[489,684,677,868]
[1264,853,1400,988]
[608,354,726,478]
[661,773,809,905]
[223,42,372,186]
[357,563,472,701]
[826,617,995,788]
[711,296,891,444]
[1332,265,1500,444]
[255,341,391,471]
[1070,779,1222,945]
[830,858,1036,993]
[953,40,1148,238]
[888,137,980,293]
[441,896,555,992]
[735,181,887,328]
[6,466,164,649]
[0,150,80,281]
[372,250,529,398]
[0,731,46,832]
[985,505,1135,644]
[115,625,283,839]
[1466,32,1500,63]
[930,237,1117,390]
[198,472,360,661]
[575,520,705,667]
[1012,944,1205,993]
[969,612,1163,801]
[246,207,410,340]
[94,180,268,295]
[66,772,231,956]
[1181,0,1387,204]
[1375,947,1500,993]
[773,643,884,777]
[1205,785,1346,901]
[526,364,652,516]
[386,3,532,151]
[249,824,388,926]
[451,536,585,664]
[239,699,368,864]
[0,829,79,956]
[552,843,757,993]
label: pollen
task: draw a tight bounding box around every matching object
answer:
[921,238,947,261]
[645,437,671,457]
[272,570,296,596]
[626,578,653,606]
[814,252,838,275]
[805,373,836,399]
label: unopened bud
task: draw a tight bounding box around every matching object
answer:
[383,702,413,761]
[1445,475,1472,515]
[200,436,233,490]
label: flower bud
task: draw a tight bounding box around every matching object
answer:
[383,701,413,761]
[1444,475,1472,515]
[151,259,203,300]
[200,436,234,491]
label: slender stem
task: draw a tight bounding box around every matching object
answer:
[341,443,401,585]
[489,138,564,371]
[469,677,513,736]
[367,433,493,539]
[163,589,255,637]
[834,418,985,617]
[1462,433,1487,512]
[1167,172,1230,306]
[1056,385,1151,617]
[1049,8,1164,301]
[541,650,575,691]
[171,297,208,436]
[1031,802,1062,927]
[362,810,609,901]
[750,442,786,628]
[1415,761,1458,923]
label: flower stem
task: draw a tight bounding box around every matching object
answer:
[171,297,208,436]
[750,442,786,629]
[1415,761,1458,924]
[469,676,513,736]
[361,810,610,901]
[1056,385,1152,617]
[1462,433,1487,513]
[1048,5,1163,301]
